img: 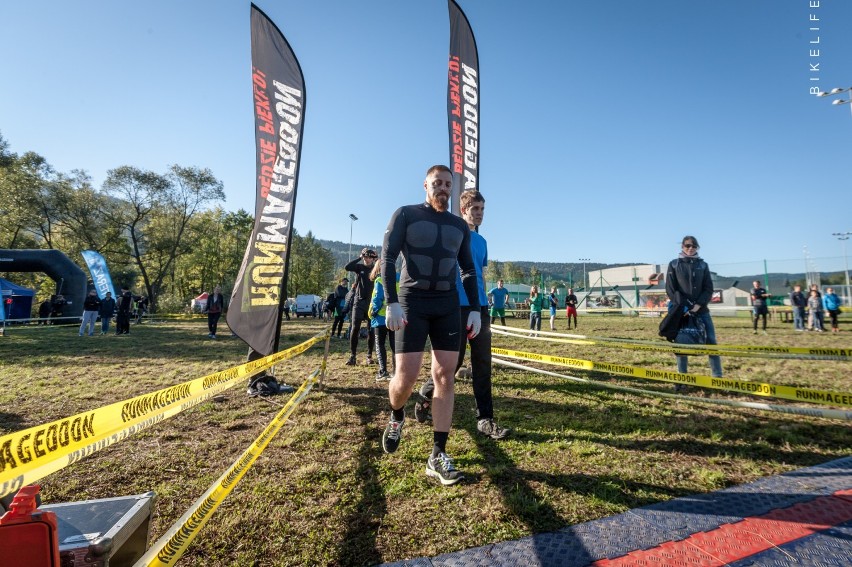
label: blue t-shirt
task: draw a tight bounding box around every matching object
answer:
[457,230,488,307]
[489,287,509,309]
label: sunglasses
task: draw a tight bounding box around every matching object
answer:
[683,244,698,249]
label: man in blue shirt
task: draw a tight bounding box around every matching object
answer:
[414,190,510,442]
[488,279,510,325]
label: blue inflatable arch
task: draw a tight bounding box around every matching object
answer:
[0,249,87,320]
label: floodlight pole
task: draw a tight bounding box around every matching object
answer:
[833,231,851,304]
[348,214,358,261]
[348,213,358,279]
[579,258,590,293]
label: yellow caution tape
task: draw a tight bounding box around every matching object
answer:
[137,370,321,567]
[492,326,852,360]
[492,357,852,421]
[491,346,852,408]
[0,332,328,499]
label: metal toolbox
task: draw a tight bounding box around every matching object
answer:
[42,492,156,567]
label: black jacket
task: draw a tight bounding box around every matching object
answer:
[206,293,224,313]
[117,291,133,313]
[83,295,101,312]
[344,259,375,303]
[99,297,116,318]
[665,257,713,315]
[659,302,686,342]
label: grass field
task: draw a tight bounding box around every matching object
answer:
[0,312,849,566]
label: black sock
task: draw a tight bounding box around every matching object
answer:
[392,406,404,421]
[432,431,449,457]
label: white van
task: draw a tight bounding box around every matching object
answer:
[294,294,322,317]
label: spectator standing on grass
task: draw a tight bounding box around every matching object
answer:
[414,190,510,441]
[205,285,225,339]
[528,285,544,336]
[488,279,510,325]
[750,280,769,335]
[808,289,824,332]
[548,286,559,330]
[379,164,482,486]
[323,292,335,322]
[790,285,807,332]
[823,287,841,333]
[134,295,149,324]
[51,294,67,322]
[99,291,116,335]
[331,278,349,338]
[115,287,132,335]
[808,284,823,330]
[38,298,52,325]
[344,248,377,365]
[665,235,723,378]
[79,290,100,337]
[565,288,578,329]
[369,262,395,381]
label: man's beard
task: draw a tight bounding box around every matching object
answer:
[428,193,449,211]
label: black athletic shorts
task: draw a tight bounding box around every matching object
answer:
[396,291,461,353]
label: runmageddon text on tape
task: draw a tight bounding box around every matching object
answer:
[0,332,328,499]
[492,357,852,421]
[136,370,321,567]
[491,325,852,360]
[491,346,852,408]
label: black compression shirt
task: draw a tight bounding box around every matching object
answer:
[381,202,479,308]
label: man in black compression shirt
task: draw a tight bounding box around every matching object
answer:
[380,164,482,486]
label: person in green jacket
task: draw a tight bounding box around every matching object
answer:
[528,285,545,336]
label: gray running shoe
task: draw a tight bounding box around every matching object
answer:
[426,452,464,486]
[477,418,511,440]
[382,411,404,453]
[414,392,432,423]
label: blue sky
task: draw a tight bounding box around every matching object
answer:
[2,1,851,277]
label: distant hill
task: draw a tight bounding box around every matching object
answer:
[318,238,610,284]
[318,238,383,273]
[316,239,839,291]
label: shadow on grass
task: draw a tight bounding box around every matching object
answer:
[0,412,26,430]
[494,373,850,467]
[456,399,691,519]
[0,322,323,366]
[323,385,388,567]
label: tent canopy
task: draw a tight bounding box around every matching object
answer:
[0,277,35,297]
[0,277,35,321]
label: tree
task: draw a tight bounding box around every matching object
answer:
[287,230,335,297]
[0,151,64,249]
[103,165,224,309]
[529,266,541,286]
[172,207,253,299]
[0,136,32,248]
[502,262,524,284]
[484,260,501,284]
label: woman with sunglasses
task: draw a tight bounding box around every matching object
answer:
[664,236,723,378]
